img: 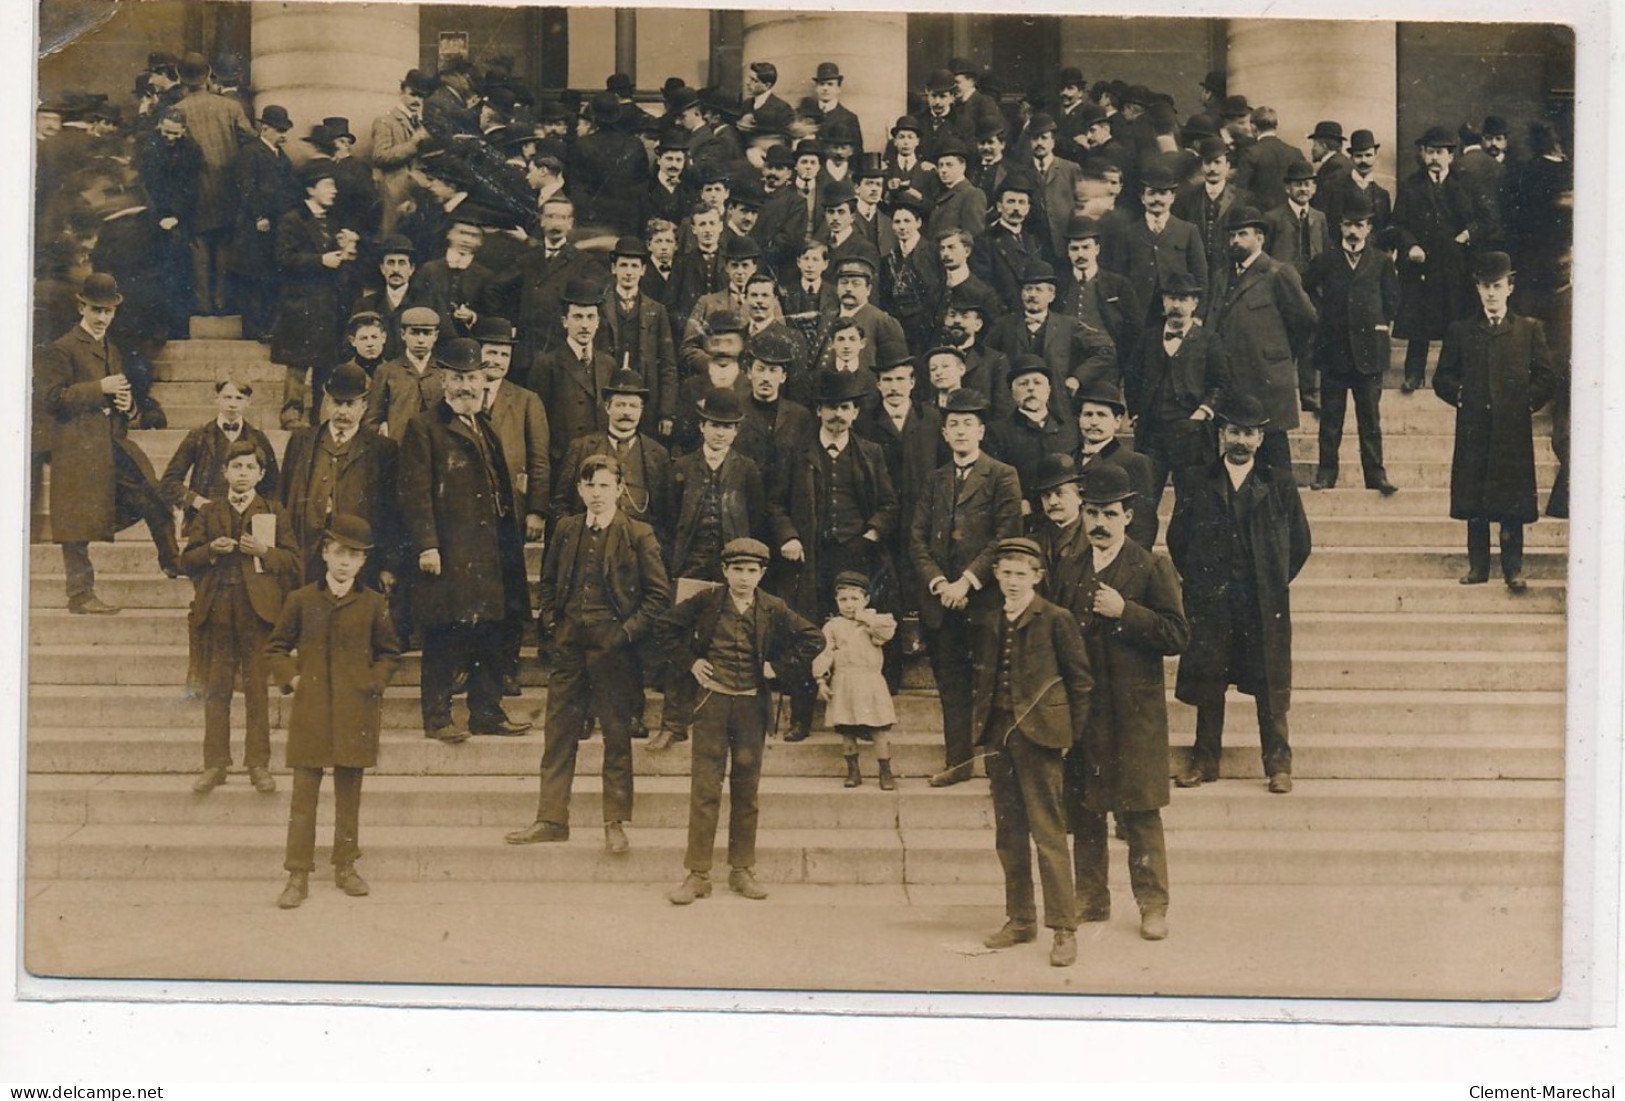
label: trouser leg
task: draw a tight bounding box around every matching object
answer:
[61,542,95,602]
[1316,373,1351,483]
[725,698,767,869]
[113,449,178,569]
[201,604,239,769]
[1008,733,1075,931]
[1499,522,1525,580]
[1403,339,1431,387]
[1466,518,1492,578]
[1350,373,1388,486]
[1193,697,1225,768]
[986,724,1036,926]
[241,616,273,769]
[661,668,696,736]
[592,640,641,824]
[1070,808,1111,917]
[926,612,976,768]
[331,766,363,867]
[1257,695,1292,776]
[684,690,730,873]
[283,767,324,873]
[1296,355,1318,408]
[536,639,592,826]
[1119,808,1170,915]
[464,621,509,730]
[418,623,463,730]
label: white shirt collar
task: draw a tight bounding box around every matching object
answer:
[1003,592,1036,621]
[1225,456,1255,489]
[818,428,849,454]
[585,505,618,530]
[325,573,355,598]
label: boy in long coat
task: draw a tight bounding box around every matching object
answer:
[1432,251,1557,592]
[266,514,402,909]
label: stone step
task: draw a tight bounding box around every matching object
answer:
[25,605,1567,653]
[26,774,1563,834]
[1289,578,1565,614]
[186,316,245,340]
[1303,517,1567,547]
[1288,459,1557,491]
[25,820,1562,886]
[1295,546,1566,580]
[154,338,273,365]
[27,643,1565,693]
[26,683,1564,738]
[1287,434,1545,462]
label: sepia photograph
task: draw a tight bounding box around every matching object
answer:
[15,0,1609,1032]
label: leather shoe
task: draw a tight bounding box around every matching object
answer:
[1300,398,1321,417]
[928,761,974,788]
[191,767,228,795]
[501,673,523,697]
[1373,480,1400,496]
[728,867,769,900]
[667,872,712,905]
[425,724,470,744]
[1174,755,1218,788]
[1140,911,1169,941]
[1399,380,1418,394]
[248,766,277,794]
[505,819,569,844]
[1458,571,1490,586]
[334,864,370,896]
[783,725,811,743]
[646,729,675,751]
[1268,771,1293,794]
[983,920,1037,950]
[1310,478,1334,491]
[604,821,629,855]
[1077,902,1111,923]
[68,593,121,615]
[276,872,308,909]
[631,724,649,740]
[1049,930,1078,968]
[1505,575,1529,595]
[471,717,531,737]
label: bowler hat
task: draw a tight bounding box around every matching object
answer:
[721,537,771,565]
[298,159,338,186]
[1139,163,1179,192]
[704,310,746,336]
[696,387,745,424]
[975,116,1007,142]
[793,138,824,159]
[400,306,441,329]
[606,72,634,96]
[1470,251,1514,283]
[1073,380,1128,416]
[145,52,179,76]
[612,235,650,259]
[763,145,794,169]
[1123,85,1153,108]
[1059,67,1086,90]
[603,367,650,397]
[76,272,123,307]
[888,193,929,222]
[891,114,922,135]
[434,338,484,373]
[994,536,1044,564]
[948,57,979,78]
[822,179,857,209]
[324,513,374,551]
[258,104,293,132]
[748,332,796,366]
[472,316,517,345]
[1201,69,1227,96]
[1219,94,1251,119]
[945,284,990,313]
[814,62,844,83]
[1348,129,1380,153]
[940,387,989,417]
[1183,113,1220,146]
[655,131,689,154]
[1160,271,1204,298]
[1215,393,1269,428]
[1028,453,1084,494]
[1482,115,1510,138]
[701,88,744,120]
[1224,204,1270,232]
[1308,120,1345,144]
[1283,159,1316,183]
[723,235,762,261]
[402,69,437,96]
[587,91,621,126]
[560,278,603,307]
[1065,214,1102,240]
[1416,124,1457,149]
[1019,260,1058,285]
[813,368,870,407]
[995,170,1038,197]
[1025,112,1058,137]
[1077,103,1108,127]
[820,118,861,148]
[1007,354,1051,385]
[832,570,872,593]
[1196,136,1230,162]
[177,51,210,84]
[934,134,970,161]
[1078,462,1136,506]
[730,179,767,208]
[325,362,370,401]
[925,68,956,94]
[1337,194,1376,223]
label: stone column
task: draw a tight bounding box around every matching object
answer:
[1226,19,1399,190]
[250,2,420,162]
[741,11,907,153]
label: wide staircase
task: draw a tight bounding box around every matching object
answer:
[25,321,1566,899]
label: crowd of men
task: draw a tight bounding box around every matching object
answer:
[32,47,1573,966]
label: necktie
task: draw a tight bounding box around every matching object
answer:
[1298,209,1310,258]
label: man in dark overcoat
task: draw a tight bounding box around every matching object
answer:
[273,160,362,428]
[398,339,533,742]
[489,196,608,372]
[1432,251,1557,593]
[1037,461,1188,942]
[1301,193,1400,493]
[1111,162,1208,329]
[1167,395,1312,794]
[550,368,676,548]
[34,273,180,614]
[599,236,681,439]
[769,368,899,741]
[1074,382,1159,549]
[529,279,621,476]
[227,105,296,341]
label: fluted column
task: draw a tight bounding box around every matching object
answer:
[741,11,907,153]
[250,2,420,161]
[1226,19,1399,190]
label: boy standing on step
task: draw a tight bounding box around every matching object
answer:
[266,514,402,909]
[181,440,301,795]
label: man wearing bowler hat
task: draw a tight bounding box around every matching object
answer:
[986,354,1081,499]
[552,367,675,548]
[600,235,680,439]
[1321,129,1392,235]
[1168,394,1311,795]
[1173,137,1253,294]
[1037,460,1187,940]
[1263,160,1331,414]
[1074,381,1159,549]
[529,277,620,473]
[925,135,988,243]
[351,235,428,360]
[1209,203,1316,473]
[1115,162,1207,328]
[1307,120,1351,210]
[988,260,1117,419]
[399,338,533,743]
[807,62,863,153]
[978,173,1053,313]
[918,69,960,163]
[371,69,435,236]
[1302,193,1400,495]
[1023,113,1083,256]
[228,103,296,342]
[1060,214,1140,371]
[273,158,362,428]
[1053,68,1093,163]
[1433,251,1556,593]
[35,272,182,614]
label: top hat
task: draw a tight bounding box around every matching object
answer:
[326,362,370,401]
[603,367,650,397]
[721,537,771,565]
[402,68,437,96]
[656,131,690,154]
[1215,393,1269,428]
[1219,94,1252,119]
[814,62,844,84]
[258,105,293,132]
[1201,69,1228,96]
[612,235,650,259]
[324,513,374,551]
[471,316,517,345]
[400,305,441,329]
[434,338,484,373]
[1308,120,1345,144]
[853,152,887,179]
[561,277,603,307]
[1028,453,1084,494]
[1470,250,1514,284]
[1073,380,1128,416]
[1348,129,1380,153]
[940,387,990,417]
[1416,124,1458,149]
[1224,204,1270,232]
[812,368,872,407]
[76,272,123,307]
[696,386,745,424]
[1283,159,1316,183]
[1078,462,1136,505]
[1058,67,1086,90]
[321,116,356,142]
[994,536,1044,564]
[1160,271,1204,298]
[924,68,956,94]
[177,51,210,84]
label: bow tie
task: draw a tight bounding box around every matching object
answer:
[229,493,253,509]
[220,422,242,434]
[1163,328,1184,341]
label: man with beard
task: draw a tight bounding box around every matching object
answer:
[35,273,182,613]
[399,339,533,744]
[1035,459,1187,942]
[1301,194,1400,494]
[771,368,899,743]
[1168,395,1311,794]
[1074,382,1158,549]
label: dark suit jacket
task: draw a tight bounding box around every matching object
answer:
[770,432,899,616]
[485,380,552,520]
[600,290,680,427]
[1077,437,1159,549]
[969,594,1093,751]
[986,311,1117,420]
[1262,202,1331,276]
[570,129,650,236]
[1302,246,1399,376]
[656,584,824,711]
[976,221,1054,313]
[925,178,989,242]
[228,138,295,275]
[271,203,353,372]
[1311,151,1353,213]
[415,258,496,342]
[757,183,827,273]
[669,448,767,575]
[489,243,608,369]
[1113,214,1208,322]
[1060,269,1141,370]
[1173,182,1253,288]
[538,509,672,644]
[160,421,281,521]
[1322,176,1393,237]
[178,494,301,628]
[668,244,727,332]
[529,345,618,468]
[1235,134,1308,213]
[1126,320,1230,424]
[908,452,1024,627]
[553,431,675,543]
[1210,253,1316,432]
[735,396,815,492]
[351,284,435,360]
[987,409,1081,498]
[279,424,401,580]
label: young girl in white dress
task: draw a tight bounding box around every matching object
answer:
[812,571,898,790]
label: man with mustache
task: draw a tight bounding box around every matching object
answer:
[813,257,909,373]
[986,355,1080,507]
[1032,457,1188,941]
[1167,395,1311,795]
[1074,381,1159,549]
